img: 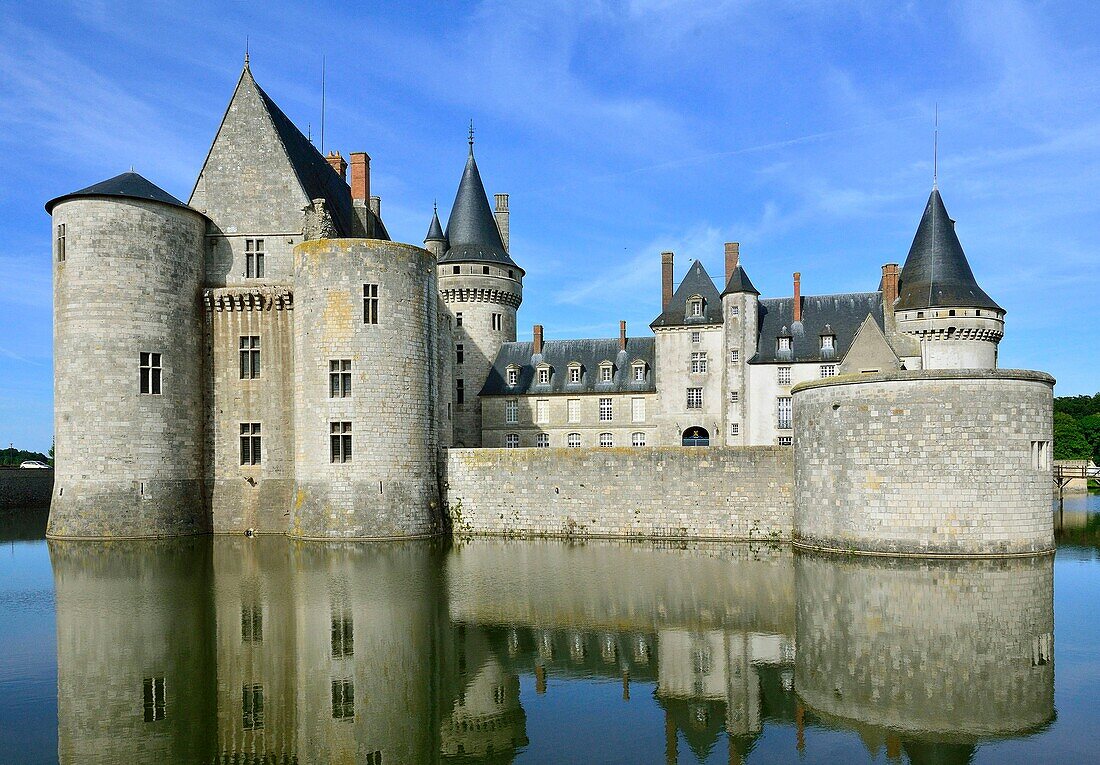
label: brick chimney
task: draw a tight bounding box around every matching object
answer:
[793,272,802,323]
[494,193,510,253]
[350,152,370,202]
[880,263,900,311]
[661,251,675,311]
[533,324,543,355]
[326,150,347,180]
[619,320,627,351]
[725,242,740,284]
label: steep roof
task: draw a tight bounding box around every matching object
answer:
[895,189,1001,311]
[45,171,198,214]
[426,207,446,242]
[481,337,656,396]
[440,146,519,269]
[720,265,760,296]
[751,292,885,364]
[650,260,724,328]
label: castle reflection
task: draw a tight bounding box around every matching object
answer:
[49,538,1054,764]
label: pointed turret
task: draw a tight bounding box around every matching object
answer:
[424,204,447,260]
[439,138,519,270]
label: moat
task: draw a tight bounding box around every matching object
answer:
[2,496,1097,765]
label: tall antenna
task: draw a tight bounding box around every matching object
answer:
[933,103,939,190]
[320,56,327,154]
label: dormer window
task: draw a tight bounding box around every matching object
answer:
[688,296,704,318]
[568,363,582,384]
[632,361,646,382]
[778,337,791,352]
[537,365,551,385]
[599,362,614,383]
[506,366,519,387]
[821,334,835,351]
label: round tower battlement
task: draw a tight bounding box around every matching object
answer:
[895,307,1005,368]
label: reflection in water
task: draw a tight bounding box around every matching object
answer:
[48,537,1055,763]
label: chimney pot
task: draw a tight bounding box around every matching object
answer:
[793,272,802,323]
[349,152,370,202]
[661,251,675,312]
[619,320,627,351]
[494,193,510,253]
[326,150,347,180]
[533,324,543,355]
[724,242,740,284]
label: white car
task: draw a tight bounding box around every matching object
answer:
[19,460,50,469]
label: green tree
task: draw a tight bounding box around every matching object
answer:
[1054,412,1093,460]
[1054,394,1100,419]
[1078,415,1100,463]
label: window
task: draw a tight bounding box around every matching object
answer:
[730,305,739,317]
[567,433,581,447]
[820,364,837,378]
[632,397,645,422]
[600,364,613,383]
[505,433,520,448]
[239,336,260,379]
[240,423,261,465]
[506,399,519,424]
[1031,441,1051,470]
[330,359,351,397]
[567,399,580,423]
[139,352,162,394]
[491,313,502,331]
[632,362,646,382]
[536,433,550,448]
[363,283,379,324]
[599,397,613,421]
[456,344,464,365]
[243,684,264,730]
[365,752,382,765]
[778,337,791,352]
[778,366,791,385]
[143,677,166,723]
[917,311,925,319]
[691,352,708,374]
[778,436,792,446]
[691,331,701,344]
[730,423,739,436]
[330,421,352,463]
[507,367,518,386]
[483,265,491,275]
[453,265,460,274]
[332,679,354,720]
[332,611,354,657]
[730,390,739,403]
[569,364,582,383]
[689,298,703,317]
[777,397,792,429]
[632,431,646,447]
[686,388,702,409]
[536,399,549,424]
[242,604,262,643]
[508,269,514,278]
[245,238,265,278]
[730,349,739,363]
[949,309,956,317]
[455,312,463,326]
[599,432,613,447]
[456,379,465,405]
[56,223,66,262]
[821,335,835,351]
[538,367,550,385]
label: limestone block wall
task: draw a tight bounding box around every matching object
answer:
[445,446,793,541]
[793,369,1055,556]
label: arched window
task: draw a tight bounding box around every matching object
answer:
[682,427,710,447]
[535,433,550,448]
[567,433,581,448]
[631,431,646,447]
[504,433,520,448]
[599,432,613,447]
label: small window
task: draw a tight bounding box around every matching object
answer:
[536,433,550,448]
[365,752,382,765]
[631,431,646,447]
[730,390,739,403]
[483,266,491,275]
[686,388,702,409]
[538,367,551,385]
[567,399,580,423]
[778,366,791,385]
[330,359,351,398]
[332,611,353,657]
[1031,441,1051,470]
[949,309,956,317]
[455,312,463,326]
[730,305,739,317]
[491,313,502,331]
[778,436,792,446]
[917,311,925,319]
[778,337,791,352]
[976,310,982,317]
[456,379,464,405]
[452,265,460,274]
[691,331,701,344]
[820,364,836,378]
[240,423,261,465]
[569,365,582,384]
[241,604,263,643]
[456,344,464,365]
[632,363,646,382]
[139,352,162,394]
[688,298,703,317]
[506,399,519,423]
[505,433,520,448]
[600,364,613,383]
[599,397,613,421]
[536,399,549,424]
[143,677,166,723]
[599,432,613,447]
[730,349,739,364]
[567,433,581,448]
[632,397,645,422]
[363,284,379,324]
[508,269,514,278]
[242,684,264,730]
[507,367,518,386]
[777,397,792,429]
[239,336,260,379]
[691,352,708,374]
[245,238,265,278]
[56,223,66,262]
[730,423,739,436]
[821,334,835,351]
[332,678,354,720]
[330,422,352,463]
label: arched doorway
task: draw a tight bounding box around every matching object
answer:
[682,427,710,447]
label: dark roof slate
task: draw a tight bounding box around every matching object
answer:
[45,171,196,214]
[481,337,656,396]
[896,189,999,311]
[425,208,446,242]
[750,292,885,364]
[650,260,725,328]
[720,265,760,296]
[440,149,518,269]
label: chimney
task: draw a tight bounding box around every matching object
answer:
[350,152,370,203]
[793,272,802,323]
[880,263,900,311]
[533,324,543,355]
[326,150,347,180]
[619,320,627,351]
[724,242,740,284]
[369,196,381,217]
[661,251,675,311]
[494,193,510,252]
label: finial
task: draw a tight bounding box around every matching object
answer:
[244,36,250,68]
[468,119,474,154]
[933,103,939,190]
[433,199,438,214]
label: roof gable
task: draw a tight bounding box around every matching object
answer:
[840,314,902,374]
[650,261,724,328]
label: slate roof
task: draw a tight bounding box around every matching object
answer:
[440,147,519,269]
[425,207,446,242]
[650,260,725,328]
[45,171,197,214]
[481,337,656,396]
[750,292,885,364]
[896,188,1000,311]
[720,265,760,296]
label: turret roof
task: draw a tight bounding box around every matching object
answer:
[45,171,196,214]
[426,206,446,243]
[440,146,519,270]
[895,189,1001,311]
[650,260,725,328]
[720,264,760,296]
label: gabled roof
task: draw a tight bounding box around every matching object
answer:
[751,292,885,364]
[440,146,519,269]
[896,189,1001,311]
[426,207,446,242]
[720,265,760,296]
[650,260,724,328]
[481,337,656,396]
[45,171,198,215]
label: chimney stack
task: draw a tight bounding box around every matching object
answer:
[494,193,510,253]
[369,196,381,217]
[793,272,802,323]
[350,152,370,202]
[880,263,900,311]
[619,320,627,351]
[326,150,348,180]
[661,252,675,311]
[725,242,740,284]
[533,324,543,355]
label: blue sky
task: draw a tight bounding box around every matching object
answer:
[2,1,1099,452]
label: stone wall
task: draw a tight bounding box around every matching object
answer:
[0,469,54,510]
[445,446,793,541]
[793,369,1055,556]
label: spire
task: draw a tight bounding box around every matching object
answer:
[721,264,760,296]
[895,188,1001,311]
[468,119,475,155]
[425,202,446,242]
[440,134,518,269]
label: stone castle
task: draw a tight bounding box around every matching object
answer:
[45,62,1055,552]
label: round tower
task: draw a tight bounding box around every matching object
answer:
[433,137,523,447]
[719,242,759,446]
[46,172,208,539]
[893,189,1005,369]
[290,239,442,540]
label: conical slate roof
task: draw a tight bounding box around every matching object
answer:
[45,171,195,214]
[650,260,725,327]
[440,146,518,269]
[895,189,1001,311]
[425,207,446,243]
[720,264,760,296]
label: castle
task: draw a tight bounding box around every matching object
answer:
[45,62,1051,550]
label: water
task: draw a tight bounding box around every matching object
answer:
[2,496,1099,765]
